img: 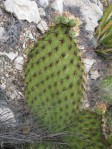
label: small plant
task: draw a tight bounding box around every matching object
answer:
[95,4,112,60]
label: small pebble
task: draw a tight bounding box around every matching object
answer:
[14,56,24,65]
[37,20,48,33]
[90,70,100,80]
[83,58,96,73]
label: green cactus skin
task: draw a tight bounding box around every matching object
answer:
[24,14,109,148]
[62,110,107,149]
[61,15,70,24]
[24,14,85,133]
[68,19,76,27]
[31,111,107,149]
[54,15,62,24]
[69,29,76,38]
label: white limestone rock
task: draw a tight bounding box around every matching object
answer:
[0,52,18,61]
[90,0,103,10]
[92,3,103,19]
[64,0,103,32]
[0,106,16,126]
[37,20,48,33]
[37,0,49,8]
[14,56,24,65]
[14,63,23,71]
[90,70,100,80]
[14,56,24,70]
[39,8,46,16]
[0,27,5,40]
[83,58,96,73]
[50,0,63,14]
[4,0,41,23]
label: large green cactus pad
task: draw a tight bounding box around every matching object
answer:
[24,14,85,133]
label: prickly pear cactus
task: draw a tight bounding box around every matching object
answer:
[24,111,107,149]
[62,110,106,148]
[24,13,85,133]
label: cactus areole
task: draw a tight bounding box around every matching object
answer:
[24,13,85,132]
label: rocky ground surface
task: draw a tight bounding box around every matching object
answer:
[0,0,112,148]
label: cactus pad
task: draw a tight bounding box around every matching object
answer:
[24,13,85,133]
[26,111,106,149]
[62,110,106,148]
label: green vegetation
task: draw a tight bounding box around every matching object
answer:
[95,4,112,60]
[24,13,109,148]
[100,76,112,104]
[24,13,85,133]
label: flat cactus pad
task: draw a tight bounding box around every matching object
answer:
[62,110,106,148]
[24,13,108,149]
[30,111,106,149]
[24,13,85,133]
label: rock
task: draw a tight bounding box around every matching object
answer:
[0,83,6,90]
[0,27,5,40]
[91,36,97,48]
[64,0,103,32]
[4,0,41,23]
[37,0,49,8]
[5,20,22,49]
[90,70,100,79]
[83,58,96,73]
[90,0,98,4]
[14,56,24,70]
[83,100,90,108]
[0,106,16,126]
[23,42,26,49]
[29,33,34,40]
[97,0,103,10]
[14,56,24,65]
[37,20,48,33]
[50,0,63,14]
[0,52,18,61]
[90,0,103,9]
[92,3,103,19]
[39,8,46,16]
[14,63,23,71]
